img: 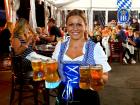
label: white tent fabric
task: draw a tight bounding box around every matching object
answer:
[12,0,20,24]
[45,0,78,8]
[44,0,50,33]
[5,0,139,33]
[46,0,140,10]
[45,0,140,31]
[29,0,37,32]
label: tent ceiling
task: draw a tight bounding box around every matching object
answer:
[45,0,79,8]
[45,0,140,10]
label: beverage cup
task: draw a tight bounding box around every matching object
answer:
[45,59,60,82]
[79,66,90,89]
[89,64,104,91]
[31,59,45,81]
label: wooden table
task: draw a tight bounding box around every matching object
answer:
[35,44,55,57]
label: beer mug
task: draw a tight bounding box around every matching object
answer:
[45,59,60,82]
[31,59,45,81]
[79,66,90,89]
[89,64,104,91]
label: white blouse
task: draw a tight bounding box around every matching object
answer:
[52,39,111,73]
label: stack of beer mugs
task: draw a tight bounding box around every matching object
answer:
[31,58,60,82]
[79,64,104,91]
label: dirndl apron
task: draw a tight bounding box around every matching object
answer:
[56,39,100,105]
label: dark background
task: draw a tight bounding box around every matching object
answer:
[17,0,45,27]
[0,0,6,27]
[0,0,4,10]
[0,0,46,27]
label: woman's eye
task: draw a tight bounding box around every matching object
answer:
[68,24,74,27]
[77,23,82,27]
[68,23,82,27]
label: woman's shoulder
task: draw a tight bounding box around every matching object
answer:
[87,38,96,46]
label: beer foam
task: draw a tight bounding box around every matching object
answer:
[80,66,89,69]
[47,59,57,63]
[32,59,41,62]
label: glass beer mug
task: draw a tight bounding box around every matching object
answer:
[89,64,104,91]
[31,59,45,81]
[79,66,90,89]
[45,59,60,82]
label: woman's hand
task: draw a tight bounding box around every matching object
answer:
[101,72,109,84]
[90,72,108,91]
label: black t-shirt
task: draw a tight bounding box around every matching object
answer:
[131,22,140,32]
[128,35,134,45]
[50,26,62,41]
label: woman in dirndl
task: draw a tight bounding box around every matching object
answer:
[51,9,111,105]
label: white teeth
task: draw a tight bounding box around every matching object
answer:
[73,32,78,35]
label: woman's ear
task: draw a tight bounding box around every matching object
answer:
[84,30,88,40]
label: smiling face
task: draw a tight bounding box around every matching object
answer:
[66,15,87,40]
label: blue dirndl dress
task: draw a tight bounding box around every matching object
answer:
[56,39,100,105]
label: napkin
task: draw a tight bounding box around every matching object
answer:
[26,51,51,61]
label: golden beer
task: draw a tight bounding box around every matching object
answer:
[31,59,42,71]
[79,66,90,89]
[89,65,103,91]
[31,59,45,81]
[45,59,60,82]
[40,61,47,80]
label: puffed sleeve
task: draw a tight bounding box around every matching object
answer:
[94,42,111,72]
[52,41,61,61]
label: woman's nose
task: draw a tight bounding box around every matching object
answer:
[72,24,79,30]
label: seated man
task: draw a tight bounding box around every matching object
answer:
[133,31,140,48]
[124,27,136,64]
[47,18,62,42]
[126,31,140,64]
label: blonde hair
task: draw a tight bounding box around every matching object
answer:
[66,9,87,25]
[13,18,28,38]
[12,18,35,38]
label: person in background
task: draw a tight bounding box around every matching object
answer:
[93,20,100,28]
[51,9,111,105]
[127,27,134,45]
[36,27,48,44]
[109,28,118,42]
[133,31,140,48]
[11,18,37,72]
[101,26,112,58]
[124,25,129,37]
[116,25,128,64]
[130,18,140,32]
[124,27,136,64]
[128,31,140,61]
[62,26,70,41]
[108,20,117,28]
[47,18,62,42]
[116,25,127,43]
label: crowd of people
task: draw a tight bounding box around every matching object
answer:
[88,18,140,64]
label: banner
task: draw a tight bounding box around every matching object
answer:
[117,0,132,24]
[117,0,132,10]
